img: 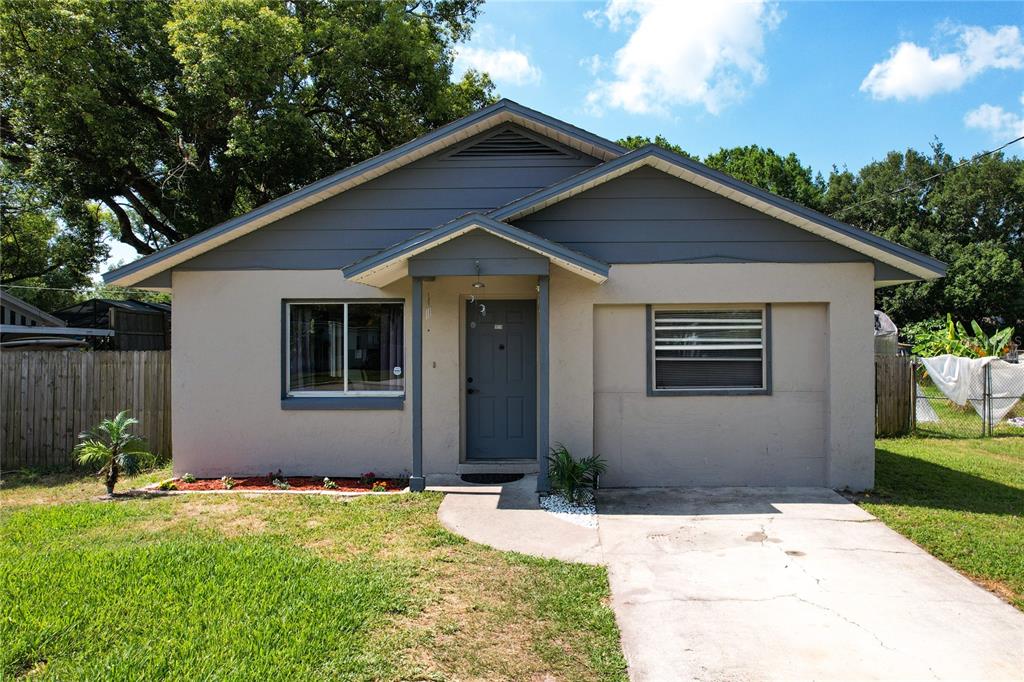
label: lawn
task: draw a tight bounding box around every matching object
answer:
[861,437,1024,610]
[0,472,627,681]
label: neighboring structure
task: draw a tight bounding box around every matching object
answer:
[53,299,171,350]
[0,290,113,349]
[104,100,946,491]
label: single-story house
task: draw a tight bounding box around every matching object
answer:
[104,100,945,491]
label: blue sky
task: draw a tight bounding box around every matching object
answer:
[453,0,1024,174]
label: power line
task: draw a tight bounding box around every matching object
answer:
[832,134,1024,220]
[1,283,162,295]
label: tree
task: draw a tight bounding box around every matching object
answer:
[703,145,825,210]
[74,411,153,496]
[0,174,110,310]
[1,0,494,257]
[616,134,697,160]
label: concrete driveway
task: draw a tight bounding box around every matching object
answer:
[599,487,1024,681]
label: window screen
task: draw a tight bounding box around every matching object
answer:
[288,302,404,396]
[652,308,766,391]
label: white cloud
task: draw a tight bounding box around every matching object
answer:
[454,46,541,86]
[861,25,1024,101]
[584,0,783,116]
[964,93,1024,141]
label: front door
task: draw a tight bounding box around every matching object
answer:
[465,299,537,460]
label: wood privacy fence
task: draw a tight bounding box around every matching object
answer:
[1,351,171,470]
[875,354,915,437]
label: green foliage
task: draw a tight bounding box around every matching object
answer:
[157,479,178,491]
[272,478,290,490]
[74,411,153,495]
[703,145,826,210]
[0,177,110,310]
[1,0,494,258]
[547,443,607,504]
[181,472,197,483]
[910,313,1015,358]
[322,477,338,489]
[616,135,697,160]
[221,476,236,490]
[371,481,387,493]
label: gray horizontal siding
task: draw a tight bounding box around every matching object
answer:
[408,231,549,277]
[178,124,600,272]
[512,167,871,266]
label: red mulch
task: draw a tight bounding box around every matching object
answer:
[173,476,407,492]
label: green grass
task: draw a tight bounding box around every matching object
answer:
[0,474,626,681]
[860,437,1024,610]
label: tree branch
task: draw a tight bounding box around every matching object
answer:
[123,190,182,242]
[102,197,155,255]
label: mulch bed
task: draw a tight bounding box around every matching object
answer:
[174,476,408,493]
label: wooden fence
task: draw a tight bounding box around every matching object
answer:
[875,354,914,437]
[1,350,171,470]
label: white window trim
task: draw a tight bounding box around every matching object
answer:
[648,304,771,395]
[285,300,405,398]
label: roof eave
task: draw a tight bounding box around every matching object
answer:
[489,146,948,282]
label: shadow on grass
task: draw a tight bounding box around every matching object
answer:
[0,469,94,492]
[864,448,1024,516]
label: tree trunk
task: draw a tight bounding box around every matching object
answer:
[106,463,119,496]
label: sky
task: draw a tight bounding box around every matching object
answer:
[103,0,1024,273]
[453,0,1023,174]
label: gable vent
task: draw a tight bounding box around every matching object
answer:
[450,129,572,158]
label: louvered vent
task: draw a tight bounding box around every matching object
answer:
[450,129,571,158]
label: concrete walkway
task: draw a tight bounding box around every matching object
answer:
[438,477,1024,682]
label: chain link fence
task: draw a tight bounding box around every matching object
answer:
[913,359,1024,438]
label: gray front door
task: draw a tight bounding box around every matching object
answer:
[466,299,537,460]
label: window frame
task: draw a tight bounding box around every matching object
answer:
[281,299,406,410]
[645,304,772,397]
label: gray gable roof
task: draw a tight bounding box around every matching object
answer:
[490,145,946,282]
[104,100,625,287]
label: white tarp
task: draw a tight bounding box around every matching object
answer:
[920,355,1024,424]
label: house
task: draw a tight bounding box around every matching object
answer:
[0,290,114,349]
[104,100,945,491]
[53,299,172,350]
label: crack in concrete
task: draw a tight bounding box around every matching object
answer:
[791,595,897,652]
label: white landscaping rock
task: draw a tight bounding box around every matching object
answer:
[540,493,598,528]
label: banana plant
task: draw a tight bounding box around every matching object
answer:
[912,313,1015,358]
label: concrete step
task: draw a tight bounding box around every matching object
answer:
[457,460,539,475]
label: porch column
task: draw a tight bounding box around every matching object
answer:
[537,275,550,494]
[410,276,426,492]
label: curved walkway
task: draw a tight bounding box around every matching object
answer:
[436,476,1024,682]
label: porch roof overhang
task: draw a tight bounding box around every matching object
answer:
[340,213,609,287]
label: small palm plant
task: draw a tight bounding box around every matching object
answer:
[547,443,607,504]
[74,411,152,496]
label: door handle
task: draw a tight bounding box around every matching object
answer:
[466,388,477,395]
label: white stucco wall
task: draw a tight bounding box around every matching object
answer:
[170,261,875,489]
[170,270,412,477]
[547,262,876,490]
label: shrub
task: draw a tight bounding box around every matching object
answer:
[221,476,236,490]
[181,473,197,483]
[74,411,153,496]
[322,477,338,489]
[911,314,1015,358]
[547,443,606,504]
[371,481,387,492]
[272,478,290,490]
[156,479,178,491]
[359,471,376,484]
